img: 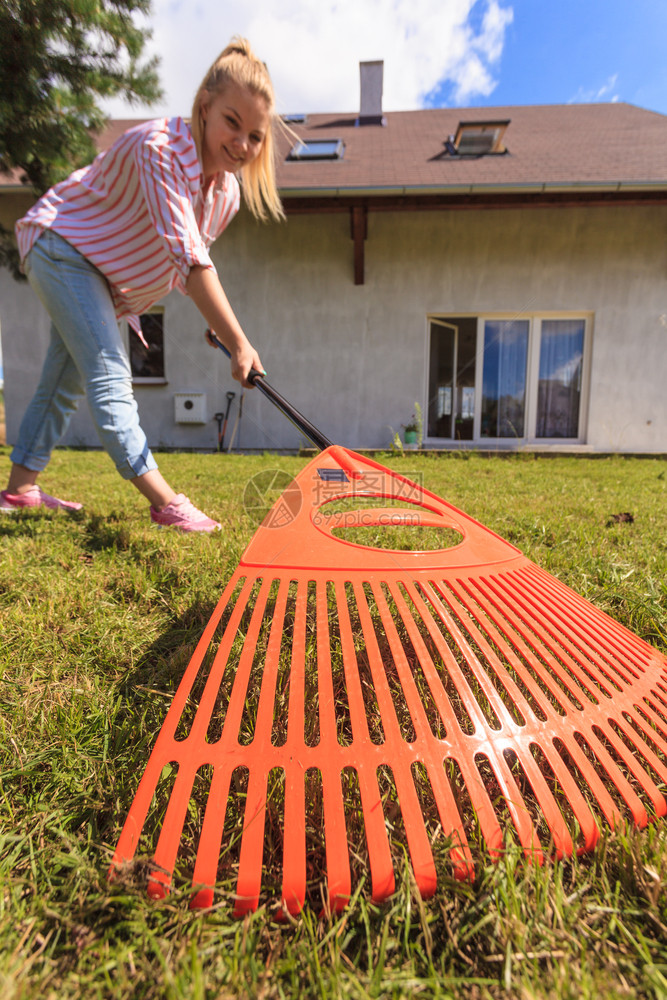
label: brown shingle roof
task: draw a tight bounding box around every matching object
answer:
[2,103,665,199]
[274,103,667,196]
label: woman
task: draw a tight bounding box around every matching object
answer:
[1,38,282,532]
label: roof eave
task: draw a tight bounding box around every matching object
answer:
[280,180,667,199]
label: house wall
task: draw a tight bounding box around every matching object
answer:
[210,200,667,453]
[2,198,665,454]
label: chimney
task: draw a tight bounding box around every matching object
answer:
[359,60,384,126]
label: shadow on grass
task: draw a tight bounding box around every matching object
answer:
[0,505,86,537]
[115,596,217,716]
[82,510,134,551]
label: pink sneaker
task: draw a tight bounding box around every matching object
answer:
[150,494,220,533]
[0,486,83,512]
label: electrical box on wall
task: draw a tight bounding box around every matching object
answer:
[174,392,207,424]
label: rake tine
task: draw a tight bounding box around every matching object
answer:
[334,579,372,744]
[334,581,399,895]
[351,581,404,743]
[224,578,274,738]
[357,762,395,902]
[422,760,476,880]
[528,565,651,672]
[190,763,235,908]
[186,576,258,744]
[505,568,639,689]
[453,577,574,714]
[315,580,338,746]
[149,763,196,897]
[455,753,506,860]
[352,578,476,883]
[401,578,519,732]
[282,763,307,916]
[286,582,308,744]
[321,767,352,910]
[315,583,353,909]
[556,735,626,830]
[624,703,667,766]
[506,569,637,686]
[391,761,437,897]
[640,697,667,737]
[395,581,492,734]
[434,579,556,724]
[508,747,575,858]
[582,726,649,825]
[593,720,666,815]
[481,749,544,863]
[278,582,310,915]
[533,742,600,853]
[234,765,270,916]
[370,580,461,742]
[112,754,171,868]
[251,579,291,740]
[469,575,609,712]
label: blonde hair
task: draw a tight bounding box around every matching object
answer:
[191,37,284,222]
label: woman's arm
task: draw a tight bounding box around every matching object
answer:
[186,264,263,386]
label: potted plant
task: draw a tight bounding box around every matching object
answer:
[402,404,423,449]
[402,418,418,446]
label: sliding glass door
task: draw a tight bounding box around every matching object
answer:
[425,313,590,445]
[427,318,476,440]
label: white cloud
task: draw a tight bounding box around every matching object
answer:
[102,0,513,118]
[569,73,621,105]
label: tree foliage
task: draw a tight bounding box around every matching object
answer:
[0,0,163,274]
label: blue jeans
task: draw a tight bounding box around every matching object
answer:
[11,229,158,480]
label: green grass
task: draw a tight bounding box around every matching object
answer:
[1,446,666,999]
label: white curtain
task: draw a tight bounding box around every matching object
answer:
[536,320,584,438]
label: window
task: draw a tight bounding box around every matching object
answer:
[445,120,510,156]
[481,319,529,438]
[427,314,591,445]
[287,139,344,161]
[536,319,585,438]
[128,310,166,383]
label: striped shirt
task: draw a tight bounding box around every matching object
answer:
[15,117,240,332]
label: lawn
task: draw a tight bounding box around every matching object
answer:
[1,445,666,999]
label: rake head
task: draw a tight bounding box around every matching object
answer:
[111,445,667,915]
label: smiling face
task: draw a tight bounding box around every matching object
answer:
[199,82,270,183]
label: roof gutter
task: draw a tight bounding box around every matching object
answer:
[281,180,667,199]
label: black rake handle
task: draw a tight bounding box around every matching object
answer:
[205,329,333,452]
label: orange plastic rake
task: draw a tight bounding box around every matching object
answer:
[111,343,667,916]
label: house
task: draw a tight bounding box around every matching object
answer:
[2,62,666,454]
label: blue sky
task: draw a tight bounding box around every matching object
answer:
[431,0,667,114]
[102,0,667,119]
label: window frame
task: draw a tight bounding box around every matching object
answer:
[286,138,345,161]
[424,311,593,447]
[452,120,510,156]
[126,307,167,385]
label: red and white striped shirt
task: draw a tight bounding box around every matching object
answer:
[16,117,240,332]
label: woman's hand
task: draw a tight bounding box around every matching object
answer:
[230,340,264,387]
[205,328,263,387]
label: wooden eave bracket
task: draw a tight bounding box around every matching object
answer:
[350,205,367,285]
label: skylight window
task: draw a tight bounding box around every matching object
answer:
[449,120,510,156]
[287,139,344,161]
